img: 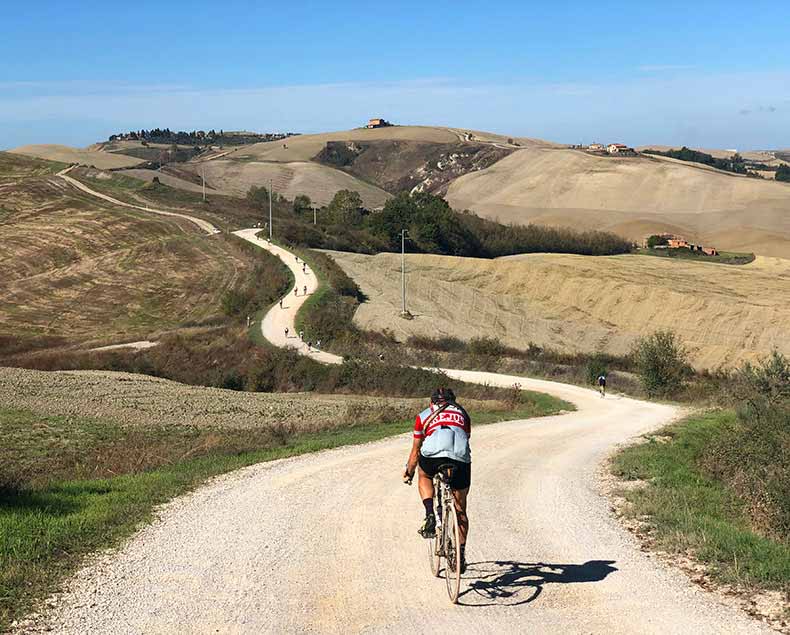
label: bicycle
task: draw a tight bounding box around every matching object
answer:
[427,463,463,603]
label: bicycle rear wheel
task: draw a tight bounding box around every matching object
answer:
[443,501,462,603]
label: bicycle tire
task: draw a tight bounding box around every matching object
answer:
[443,497,462,603]
[428,485,442,577]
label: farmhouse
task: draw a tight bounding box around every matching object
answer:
[366,118,391,129]
[588,143,605,152]
[607,143,634,155]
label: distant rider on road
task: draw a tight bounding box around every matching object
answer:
[403,387,471,572]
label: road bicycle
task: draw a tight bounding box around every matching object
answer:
[427,463,463,603]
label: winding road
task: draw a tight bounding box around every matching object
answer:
[32,177,774,633]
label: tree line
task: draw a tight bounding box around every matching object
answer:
[249,186,633,258]
[109,128,294,146]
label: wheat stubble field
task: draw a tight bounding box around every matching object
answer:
[0,152,253,351]
[329,250,790,369]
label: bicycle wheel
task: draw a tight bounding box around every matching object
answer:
[427,486,442,577]
[443,500,462,603]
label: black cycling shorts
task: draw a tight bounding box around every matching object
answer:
[418,455,471,490]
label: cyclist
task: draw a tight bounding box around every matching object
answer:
[597,373,607,397]
[403,387,471,573]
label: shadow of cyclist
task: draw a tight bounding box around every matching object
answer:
[459,559,618,606]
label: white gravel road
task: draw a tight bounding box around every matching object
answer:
[19,228,774,633]
[23,376,773,634]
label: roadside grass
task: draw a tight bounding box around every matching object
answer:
[612,409,790,594]
[636,247,755,266]
[1,395,567,630]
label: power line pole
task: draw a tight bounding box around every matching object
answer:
[313,207,317,225]
[401,229,408,316]
[268,178,273,241]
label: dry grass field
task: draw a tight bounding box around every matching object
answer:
[9,144,143,169]
[237,125,461,162]
[328,250,790,369]
[0,155,257,352]
[445,147,790,258]
[193,158,392,207]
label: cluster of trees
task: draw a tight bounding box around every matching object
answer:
[280,189,632,258]
[644,146,749,173]
[776,164,790,182]
[109,128,294,146]
[643,146,771,177]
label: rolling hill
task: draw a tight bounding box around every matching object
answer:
[445,147,790,257]
[9,144,144,169]
[328,249,790,369]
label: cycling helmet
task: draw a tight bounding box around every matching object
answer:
[431,387,456,404]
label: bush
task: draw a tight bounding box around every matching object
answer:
[585,352,609,385]
[468,337,506,357]
[631,330,693,397]
[702,351,790,539]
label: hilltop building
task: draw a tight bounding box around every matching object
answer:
[366,118,392,129]
[607,143,634,155]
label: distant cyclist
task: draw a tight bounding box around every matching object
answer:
[403,387,471,573]
[597,374,607,398]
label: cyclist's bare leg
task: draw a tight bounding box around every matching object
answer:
[417,466,434,504]
[452,487,470,545]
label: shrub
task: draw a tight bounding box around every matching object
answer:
[585,352,609,385]
[702,351,790,538]
[631,330,693,397]
[468,337,506,357]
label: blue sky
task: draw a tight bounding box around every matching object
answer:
[2,1,789,149]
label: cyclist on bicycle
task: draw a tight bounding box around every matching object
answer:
[597,373,607,397]
[403,387,471,572]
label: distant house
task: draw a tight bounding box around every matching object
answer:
[588,143,605,152]
[703,246,719,256]
[366,118,391,129]
[607,143,633,155]
[667,237,689,249]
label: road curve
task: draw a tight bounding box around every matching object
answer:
[22,234,774,634]
[233,229,342,365]
[57,166,220,235]
[28,377,771,634]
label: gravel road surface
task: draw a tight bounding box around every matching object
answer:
[19,376,773,634]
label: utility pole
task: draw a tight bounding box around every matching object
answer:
[268,178,273,241]
[401,229,408,316]
[313,207,317,225]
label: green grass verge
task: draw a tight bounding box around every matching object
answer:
[636,247,755,265]
[612,410,790,592]
[1,395,567,630]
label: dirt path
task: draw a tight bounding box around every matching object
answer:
[56,167,220,235]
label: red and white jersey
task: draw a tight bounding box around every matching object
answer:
[414,403,471,463]
[413,403,471,439]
